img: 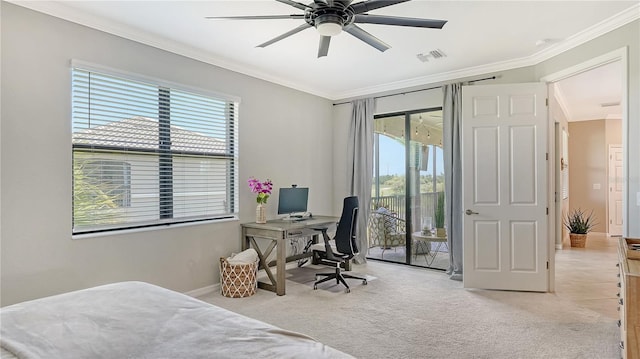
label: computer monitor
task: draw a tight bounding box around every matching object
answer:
[277,187,309,216]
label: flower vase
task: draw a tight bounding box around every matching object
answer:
[256,203,266,224]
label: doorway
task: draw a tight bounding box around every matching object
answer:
[545,50,625,246]
[367,108,449,270]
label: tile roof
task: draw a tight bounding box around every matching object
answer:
[73,117,227,154]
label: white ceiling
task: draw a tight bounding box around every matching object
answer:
[11,0,639,112]
[554,60,623,122]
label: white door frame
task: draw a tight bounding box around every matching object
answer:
[609,144,623,236]
[540,47,628,292]
[541,46,629,233]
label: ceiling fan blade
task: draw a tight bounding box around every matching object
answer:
[344,24,390,52]
[354,14,447,29]
[276,0,310,11]
[257,23,312,48]
[315,0,353,6]
[350,0,410,15]
[205,15,305,20]
[318,36,331,57]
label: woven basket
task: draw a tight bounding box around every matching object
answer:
[570,233,587,248]
[220,257,258,298]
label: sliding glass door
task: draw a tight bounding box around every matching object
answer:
[369,113,407,264]
[367,108,449,270]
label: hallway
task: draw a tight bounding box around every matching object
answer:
[555,232,619,318]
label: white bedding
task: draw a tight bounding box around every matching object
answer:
[0,281,352,359]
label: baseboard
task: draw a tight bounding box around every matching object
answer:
[184,284,219,298]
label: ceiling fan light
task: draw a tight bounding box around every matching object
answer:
[316,22,342,37]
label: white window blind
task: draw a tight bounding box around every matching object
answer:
[72,67,238,234]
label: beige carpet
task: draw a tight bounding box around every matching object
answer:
[366,245,450,270]
[199,235,620,359]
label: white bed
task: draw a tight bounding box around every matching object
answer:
[0,281,352,359]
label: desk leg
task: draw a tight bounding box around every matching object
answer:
[276,237,285,296]
[248,236,279,294]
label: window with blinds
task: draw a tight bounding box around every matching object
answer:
[72,66,238,234]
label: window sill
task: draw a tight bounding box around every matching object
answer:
[72,216,239,240]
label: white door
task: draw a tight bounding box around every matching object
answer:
[609,145,623,236]
[462,83,549,292]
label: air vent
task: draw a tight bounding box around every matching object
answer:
[416,49,447,62]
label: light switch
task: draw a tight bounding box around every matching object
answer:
[593,183,601,190]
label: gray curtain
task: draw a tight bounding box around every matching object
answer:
[443,84,463,281]
[348,98,375,263]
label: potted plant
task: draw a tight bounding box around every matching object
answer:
[247,177,273,224]
[434,192,446,237]
[563,208,596,248]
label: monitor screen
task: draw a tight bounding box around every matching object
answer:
[277,187,309,215]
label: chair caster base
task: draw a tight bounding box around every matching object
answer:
[363,279,368,285]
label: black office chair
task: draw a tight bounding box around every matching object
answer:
[312,196,367,293]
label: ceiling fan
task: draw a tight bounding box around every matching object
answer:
[206,0,447,58]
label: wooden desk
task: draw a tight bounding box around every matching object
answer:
[411,231,448,266]
[241,216,339,296]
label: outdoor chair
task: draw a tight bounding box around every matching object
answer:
[368,209,406,258]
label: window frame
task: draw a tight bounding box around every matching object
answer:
[71,60,240,235]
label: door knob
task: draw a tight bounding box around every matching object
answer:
[465,209,479,215]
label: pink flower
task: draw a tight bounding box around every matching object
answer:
[248,177,273,204]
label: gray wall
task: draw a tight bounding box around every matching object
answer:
[0,3,334,306]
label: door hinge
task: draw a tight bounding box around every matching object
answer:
[546,207,549,215]
[546,153,549,160]
[545,98,549,106]
[547,261,549,270]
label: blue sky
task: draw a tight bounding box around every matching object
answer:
[378,135,444,176]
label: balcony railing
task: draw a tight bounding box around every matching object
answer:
[370,192,442,226]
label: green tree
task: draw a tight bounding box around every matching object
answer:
[73,159,123,227]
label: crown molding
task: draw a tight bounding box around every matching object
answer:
[528,3,639,66]
[331,55,533,100]
[8,1,639,101]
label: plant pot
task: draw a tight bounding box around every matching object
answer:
[256,204,266,224]
[569,233,587,248]
[436,228,446,237]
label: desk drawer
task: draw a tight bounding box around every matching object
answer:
[285,227,318,239]
[243,226,320,240]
